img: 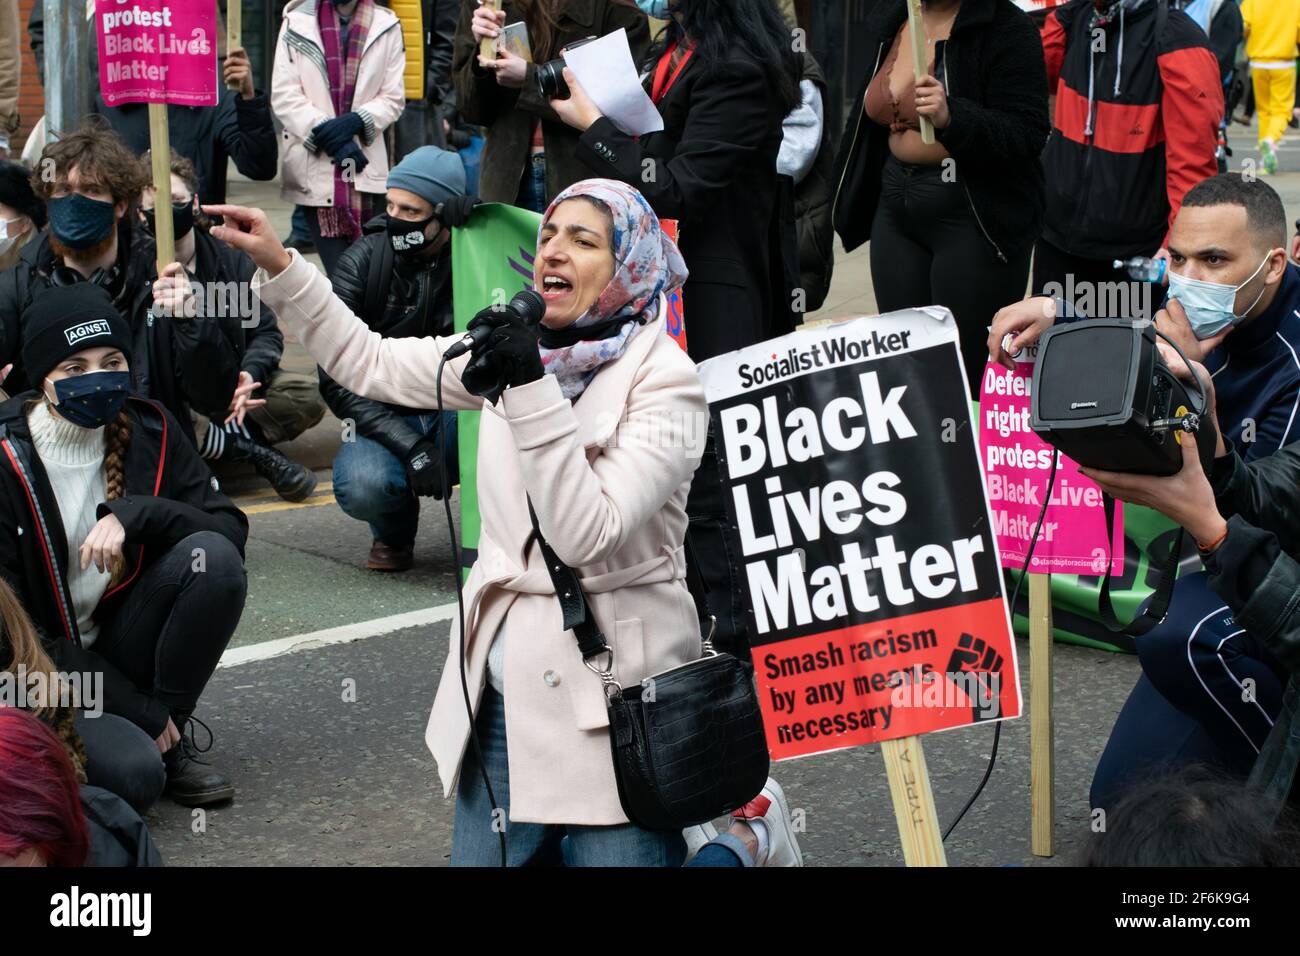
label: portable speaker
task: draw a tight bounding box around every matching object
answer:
[1030,320,1218,476]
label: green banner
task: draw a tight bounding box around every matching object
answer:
[449,203,544,575]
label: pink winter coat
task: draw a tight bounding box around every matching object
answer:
[271,0,406,205]
[253,252,708,825]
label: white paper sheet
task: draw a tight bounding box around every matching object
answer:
[562,28,664,137]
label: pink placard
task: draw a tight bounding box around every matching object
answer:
[979,357,1124,575]
[97,1,219,108]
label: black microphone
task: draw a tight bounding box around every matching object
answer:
[443,289,546,359]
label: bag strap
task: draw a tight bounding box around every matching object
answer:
[682,532,709,619]
[525,498,609,661]
[1097,492,1184,636]
[362,233,394,324]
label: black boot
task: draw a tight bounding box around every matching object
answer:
[164,715,235,807]
[223,431,317,502]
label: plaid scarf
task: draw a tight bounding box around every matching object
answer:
[317,0,374,240]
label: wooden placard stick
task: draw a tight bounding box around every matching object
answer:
[881,735,948,866]
[148,104,175,273]
[1029,571,1055,857]
[226,0,242,90]
[480,0,502,61]
[905,0,935,145]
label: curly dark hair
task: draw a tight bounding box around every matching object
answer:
[30,123,149,206]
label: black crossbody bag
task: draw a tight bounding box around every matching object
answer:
[527,501,770,830]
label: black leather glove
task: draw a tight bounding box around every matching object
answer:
[312,111,365,155]
[434,195,479,228]
[460,306,544,405]
[404,434,446,498]
[333,141,370,174]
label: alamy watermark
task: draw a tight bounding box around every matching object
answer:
[0,665,103,717]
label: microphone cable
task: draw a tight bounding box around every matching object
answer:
[942,449,1059,842]
[437,354,507,868]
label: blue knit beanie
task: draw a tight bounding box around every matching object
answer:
[386,147,467,208]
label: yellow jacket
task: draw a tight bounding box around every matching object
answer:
[390,0,424,100]
[1242,0,1300,63]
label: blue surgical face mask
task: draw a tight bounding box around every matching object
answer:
[44,371,131,429]
[635,0,672,18]
[47,193,117,250]
[1167,254,1273,339]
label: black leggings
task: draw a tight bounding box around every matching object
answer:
[869,155,1031,395]
[93,530,247,727]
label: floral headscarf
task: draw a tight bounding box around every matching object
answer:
[535,179,688,400]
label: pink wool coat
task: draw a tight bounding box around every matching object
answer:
[253,252,707,824]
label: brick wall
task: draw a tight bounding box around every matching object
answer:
[14,0,42,152]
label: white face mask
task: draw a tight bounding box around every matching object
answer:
[0,217,26,257]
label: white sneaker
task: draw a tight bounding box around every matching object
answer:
[733,777,803,867]
[682,821,718,863]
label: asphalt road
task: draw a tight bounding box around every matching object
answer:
[144,484,1143,867]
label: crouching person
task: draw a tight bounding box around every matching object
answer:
[0,285,249,809]
[141,151,325,501]
[324,146,469,571]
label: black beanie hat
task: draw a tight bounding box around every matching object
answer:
[0,160,47,230]
[21,285,133,387]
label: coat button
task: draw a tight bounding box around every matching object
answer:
[543,669,561,687]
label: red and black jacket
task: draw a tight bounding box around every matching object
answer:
[1040,0,1223,260]
[0,394,248,736]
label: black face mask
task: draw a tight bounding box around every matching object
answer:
[387,214,438,257]
[141,201,195,241]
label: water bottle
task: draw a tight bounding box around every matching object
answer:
[1113,256,1167,284]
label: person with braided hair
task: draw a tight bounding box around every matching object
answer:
[0,284,249,809]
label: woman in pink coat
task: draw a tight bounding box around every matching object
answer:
[271,0,406,276]
[206,180,782,865]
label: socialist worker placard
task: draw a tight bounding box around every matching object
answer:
[696,309,1021,760]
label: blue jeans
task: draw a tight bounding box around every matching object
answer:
[451,687,688,866]
[290,205,310,242]
[331,413,457,549]
[516,153,548,214]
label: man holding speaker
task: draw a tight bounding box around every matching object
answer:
[1081,350,1300,806]
[989,173,1300,808]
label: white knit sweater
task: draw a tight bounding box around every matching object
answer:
[27,402,111,647]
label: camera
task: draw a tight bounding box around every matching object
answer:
[1029,319,1218,477]
[535,36,597,100]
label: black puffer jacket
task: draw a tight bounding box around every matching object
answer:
[831,0,1050,262]
[323,215,454,458]
[0,394,247,736]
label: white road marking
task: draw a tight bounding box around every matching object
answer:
[219,602,458,668]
